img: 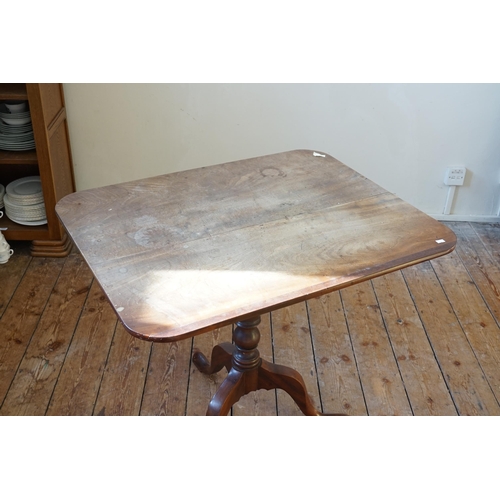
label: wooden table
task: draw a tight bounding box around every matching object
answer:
[56,150,456,415]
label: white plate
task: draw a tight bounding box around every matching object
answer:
[0,136,34,142]
[5,102,27,113]
[4,209,46,219]
[4,200,45,210]
[6,176,43,198]
[0,111,31,118]
[0,126,33,132]
[4,206,46,217]
[3,194,44,206]
[3,190,43,201]
[0,123,32,131]
[0,117,31,125]
[0,144,36,151]
[7,215,47,226]
[7,214,46,222]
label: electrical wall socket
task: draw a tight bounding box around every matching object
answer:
[444,167,466,186]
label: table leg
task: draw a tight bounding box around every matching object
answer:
[257,358,322,416]
[193,316,338,416]
[192,342,234,374]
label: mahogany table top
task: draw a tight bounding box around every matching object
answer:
[56,150,456,342]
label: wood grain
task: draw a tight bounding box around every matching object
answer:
[403,262,500,415]
[451,222,500,327]
[232,313,277,416]
[56,150,456,342]
[1,224,500,416]
[0,253,92,415]
[341,281,412,415]
[307,292,367,415]
[271,302,321,415]
[471,223,500,263]
[372,272,457,415]
[186,325,232,416]
[0,243,32,318]
[0,257,64,405]
[140,339,192,416]
[93,323,151,416]
[53,150,457,415]
[431,251,500,403]
[46,280,117,416]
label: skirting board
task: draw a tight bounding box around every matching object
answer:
[428,214,500,223]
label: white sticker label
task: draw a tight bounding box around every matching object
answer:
[436,239,446,244]
[313,152,326,157]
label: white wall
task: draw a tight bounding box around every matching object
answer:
[63,83,500,220]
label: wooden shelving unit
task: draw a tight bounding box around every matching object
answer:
[0,83,75,256]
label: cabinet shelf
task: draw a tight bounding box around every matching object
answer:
[0,83,28,100]
[0,149,38,165]
[0,84,75,257]
[0,214,48,240]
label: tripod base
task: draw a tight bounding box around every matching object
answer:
[193,317,345,416]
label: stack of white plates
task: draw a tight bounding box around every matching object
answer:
[0,102,35,151]
[3,176,47,225]
[0,184,4,209]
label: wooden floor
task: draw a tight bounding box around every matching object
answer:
[1,221,500,416]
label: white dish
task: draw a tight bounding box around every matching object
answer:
[5,102,27,113]
[3,196,44,207]
[0,128,33,136]
[4,208,46,219]
[0,135,34,143]
[3,179,45,223]
[0,111,31,118]
[3,196,43,208]
[6,176,43,198]
[7,214,46,222]
[0,121,32,129]
[7,215,47,226]
[0,117,31,125]
[3,192,43,202]
[3,204,46,216]
[0,144,36,151]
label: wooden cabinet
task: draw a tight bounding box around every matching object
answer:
[0,83,75,256]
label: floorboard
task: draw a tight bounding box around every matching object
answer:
[372,272,457,415]
[47,280,118,416]
[1,222,500,416]
[403,262,499,415]
[0,253,92,416]
[341,281,412,415]
[307,292,367,415]
[186,325,232,416]
[0,256,65,407]
[272,302,321,416]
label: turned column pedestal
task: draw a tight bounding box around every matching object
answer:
[193,316,332,416]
